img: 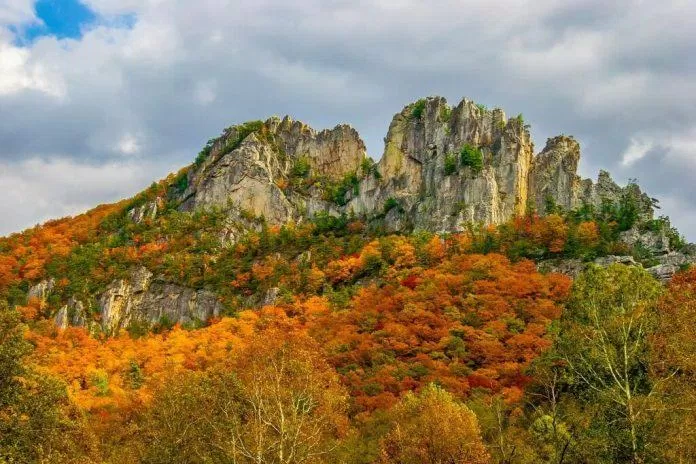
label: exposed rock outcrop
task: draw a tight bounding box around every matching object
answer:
[620,227,670,255]
[165,96,657,239]
[128,198,161,224]
[538,255,638,278]
[646,252,696,281]
[179,117,366,225]
[28,278,55,302]
[98,266,223,335]
[54,297,90,330]
[529,136,581,212]
[49,267,223,334]
[539,252,696,282]
[350,98,533,231]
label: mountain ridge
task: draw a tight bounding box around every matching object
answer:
[2,95,693,336]
[163,96,657,235]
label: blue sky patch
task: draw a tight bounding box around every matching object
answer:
[25,0,97,41]
[11,0,136,45]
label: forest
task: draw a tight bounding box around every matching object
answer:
[1,175,694,464]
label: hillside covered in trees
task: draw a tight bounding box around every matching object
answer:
[1,97,695,463]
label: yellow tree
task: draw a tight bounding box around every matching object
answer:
[230,327,349,464]
[650,267,696,463]
[0,304,96,463]
[379,384,490,464]
[140,326,348,464]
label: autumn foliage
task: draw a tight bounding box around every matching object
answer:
[23,235,570,462]
[3,176,687,463]
[0,203,124,292]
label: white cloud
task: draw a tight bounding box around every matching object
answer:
[116,133,140,155]
[621,127,696,167]
[0,0,36,25]
[0,157,174,235]
[505,29,605,80]
[621,137,655,166]
[0,34,65,97]
[0,0,696,240]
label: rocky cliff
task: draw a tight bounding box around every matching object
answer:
[178,117,366,225]
[46,267,222,334]
[165,96,654,235]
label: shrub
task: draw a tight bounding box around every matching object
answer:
[616,187,640,231]
[440,105,452,122]
[328,172,360,206]
[545,195,561,215]
[291,156,311,178]
[126,360,144,390]
[194,138,217,166]
[444,152,458,175]
[91,370,110,396]
[220,120,264,155]
[311,212,348,234]
[172,171,188,194]
[384,197,400,213]
[361,157,381,179]
[459,144,483,173]
[410,99,427,120]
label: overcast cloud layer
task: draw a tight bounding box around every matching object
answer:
[1,0,695,239]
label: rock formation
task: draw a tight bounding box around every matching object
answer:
[167,96,657,235]
[43,268,223,334]
[349,97,533,231]
[98,266,222,335]
[179,117,366,225]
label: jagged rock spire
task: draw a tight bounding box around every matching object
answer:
[171,95,654,232]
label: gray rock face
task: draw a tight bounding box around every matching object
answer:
[538,255,638,278]
[173,96,658,239]
[646,252,696,281]
[529,136,580,212]
[128,199,161,224]
[349,98,533,231]
[179,116,366,225]
[98,266,223,335]
[28,278,55,301]
[50,267,223,333]
[262,287,281,307]
[593,255,638,267]
[620,227,670,255]
[536,258,586,278]
[539,253,695,282]
[54,297,90,330]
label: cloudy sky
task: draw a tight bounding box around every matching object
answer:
[1,0,695,239]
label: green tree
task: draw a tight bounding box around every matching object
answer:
[649,267,696,462]
[0,304,95,463]
[444,152,458,175]
[555,265,663,463]
[139,370,242,464]
[460,144,483,173]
